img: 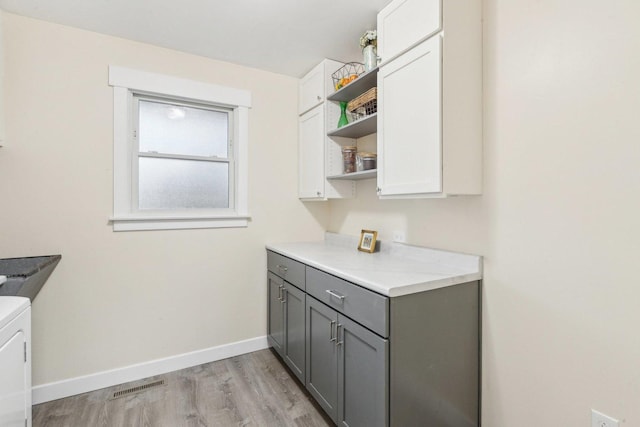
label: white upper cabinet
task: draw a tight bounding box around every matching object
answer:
[299,105,326,199]
[299,63,324,115]
[298,59,356,200]
[378,37,442,196]
[377,0,482,198]
[377,0,442,64]
[299,60,345,116]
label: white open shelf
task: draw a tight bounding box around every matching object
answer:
[327,113,377,139]
[327,169,377,181]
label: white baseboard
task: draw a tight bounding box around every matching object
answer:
[32,335,269,405]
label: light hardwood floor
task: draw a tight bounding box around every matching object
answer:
[33,349,333,427]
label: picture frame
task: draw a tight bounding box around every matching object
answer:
[357,229,378,253]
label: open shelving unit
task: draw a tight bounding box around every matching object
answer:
[325,66,379,181]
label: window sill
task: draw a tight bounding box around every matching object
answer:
[110,214,251,231]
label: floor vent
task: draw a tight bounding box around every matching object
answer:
[110,379,166,400]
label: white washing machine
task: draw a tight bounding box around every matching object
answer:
[0,293,32,427]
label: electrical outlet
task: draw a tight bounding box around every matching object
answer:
[592,409,619,427]
[392,230,406,243]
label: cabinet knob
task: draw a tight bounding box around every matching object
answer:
[316,191,321,196]
[376,187,382,194]
[316,95,322,101]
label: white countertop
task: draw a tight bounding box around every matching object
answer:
[266,233,482,297]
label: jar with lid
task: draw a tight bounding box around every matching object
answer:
[356,152,377,171]
[342,146,357,174]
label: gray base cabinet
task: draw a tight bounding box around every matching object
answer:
[267,250,479,427]
[305,296,388,426]
[283,282,305,382]
[267,253,307,384]
[336,310,388,427]
[389,283,480,427]
[306,296,339,420]
[267,272,285,356]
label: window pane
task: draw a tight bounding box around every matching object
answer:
[138,100,229,158]
[138,157,229,209]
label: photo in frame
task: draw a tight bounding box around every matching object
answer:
[357,229,378,253]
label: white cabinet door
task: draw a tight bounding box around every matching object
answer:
[377,36,442,197]
[0,331,27,427]
[299,63,325,115]
[299,105,326,199]
[377,0,441,64]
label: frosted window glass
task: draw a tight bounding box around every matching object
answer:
[139,100,229,158]
[138,157,229,209]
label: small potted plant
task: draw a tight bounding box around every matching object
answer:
[360,30,378,72]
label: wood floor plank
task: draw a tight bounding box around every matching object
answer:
[33,349,332,427]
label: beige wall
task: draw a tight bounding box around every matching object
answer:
[0,13,329,385]
[330,0,640,425]
[2,1,640,424]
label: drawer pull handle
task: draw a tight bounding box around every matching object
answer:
[329,320,336,342]
[277,265,288,273]
[326,289,345,301]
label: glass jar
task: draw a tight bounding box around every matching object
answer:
[342,146,357,174]
[357,152,377,171]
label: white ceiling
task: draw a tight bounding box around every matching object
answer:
[0,0,392,77]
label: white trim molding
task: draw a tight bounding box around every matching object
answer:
[32,336,269,405]
[109,66,251,108]
[109,215,251,231]
[108,65,252,231]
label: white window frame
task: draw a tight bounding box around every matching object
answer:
[108,66,251,231]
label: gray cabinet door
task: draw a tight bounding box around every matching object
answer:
[283,282,305,383]
[267,272,285,357]
[306,296,339,423]
[337,314,389,427]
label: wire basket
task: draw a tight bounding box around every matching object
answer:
[332,62,364,91]
[347,87,377,121]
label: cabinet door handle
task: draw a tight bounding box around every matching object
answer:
[281,288,287,304]
[329,320,336,342]
[277,284,283,302]
[336,323,343,347]
[326,289,345,301]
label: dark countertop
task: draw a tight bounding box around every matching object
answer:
[0,255,62,300]
[0,255,62,277]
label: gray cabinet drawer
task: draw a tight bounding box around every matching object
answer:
[267,251,305,290]
[306,267,389,337]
